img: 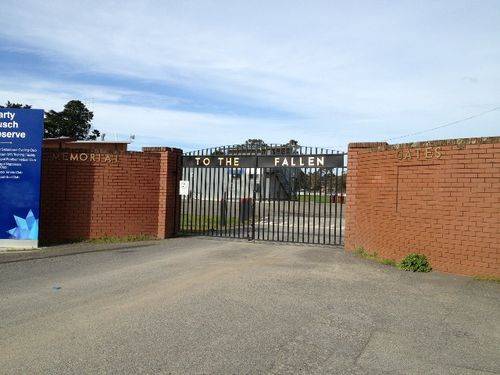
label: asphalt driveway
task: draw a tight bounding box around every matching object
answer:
[0,238,499,374]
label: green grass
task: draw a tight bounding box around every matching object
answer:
[84,234,157,244]
[181,214,241,232]
[354,247,436,272]
[354,246,397,267]
[40,234,157,246]
[473,275,500,283]
[398,253,432,272]
[297,194,331,203]
[380,258,398,266]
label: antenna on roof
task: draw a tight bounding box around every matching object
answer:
[101,133,106,141]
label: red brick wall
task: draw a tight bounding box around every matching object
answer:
[345,137,500,277]
[39,147,182,244]
[142,147,182,238]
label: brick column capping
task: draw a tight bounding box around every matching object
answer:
[346,136,500,276]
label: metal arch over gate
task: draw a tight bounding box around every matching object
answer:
[179,143,347,245]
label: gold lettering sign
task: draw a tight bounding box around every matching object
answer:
[396,147,442,161]
[194,156,241,167]
[183,154,344,168]
[51,152,119,163]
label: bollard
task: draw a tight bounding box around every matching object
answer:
[239,198,253,222]
[220,198,228,226]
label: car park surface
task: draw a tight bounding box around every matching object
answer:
[1,237,499,374]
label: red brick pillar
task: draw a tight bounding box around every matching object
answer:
[143,147,183,238]
[345,142,388,251]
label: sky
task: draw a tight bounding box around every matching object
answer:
[0,0,499,152]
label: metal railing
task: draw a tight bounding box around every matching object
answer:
[180,142,347,245]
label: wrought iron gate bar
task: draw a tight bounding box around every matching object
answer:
[180,143,346,245]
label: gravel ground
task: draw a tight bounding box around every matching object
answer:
[0,237,498,374]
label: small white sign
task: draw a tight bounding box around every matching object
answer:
[179,180,190,196]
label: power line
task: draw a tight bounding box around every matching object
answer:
[385,106,500,142]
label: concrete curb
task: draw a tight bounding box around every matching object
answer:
[0,240,161,264]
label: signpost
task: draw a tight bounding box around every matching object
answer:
[179,180,190,196]
[0,108,44,248]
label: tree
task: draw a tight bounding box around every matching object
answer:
[234,139,268,153]
[44,100,99,140]
[0,101,32,109]
[1,99,100,140]
[286,139,300,153]
[87,129,101,141]
[245,139,266,146]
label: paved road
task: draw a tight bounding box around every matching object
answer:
[186,217,345,244]
[1,238,499,374]
[182,200,346,219]
[181,200,345,245]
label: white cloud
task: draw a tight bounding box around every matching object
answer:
[0,80,335,149]
[0,0,499,149]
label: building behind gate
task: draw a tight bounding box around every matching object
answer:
[179,143,347,245]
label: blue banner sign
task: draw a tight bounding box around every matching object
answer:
[0,108,44,248]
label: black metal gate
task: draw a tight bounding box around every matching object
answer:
[179,143,346,245]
